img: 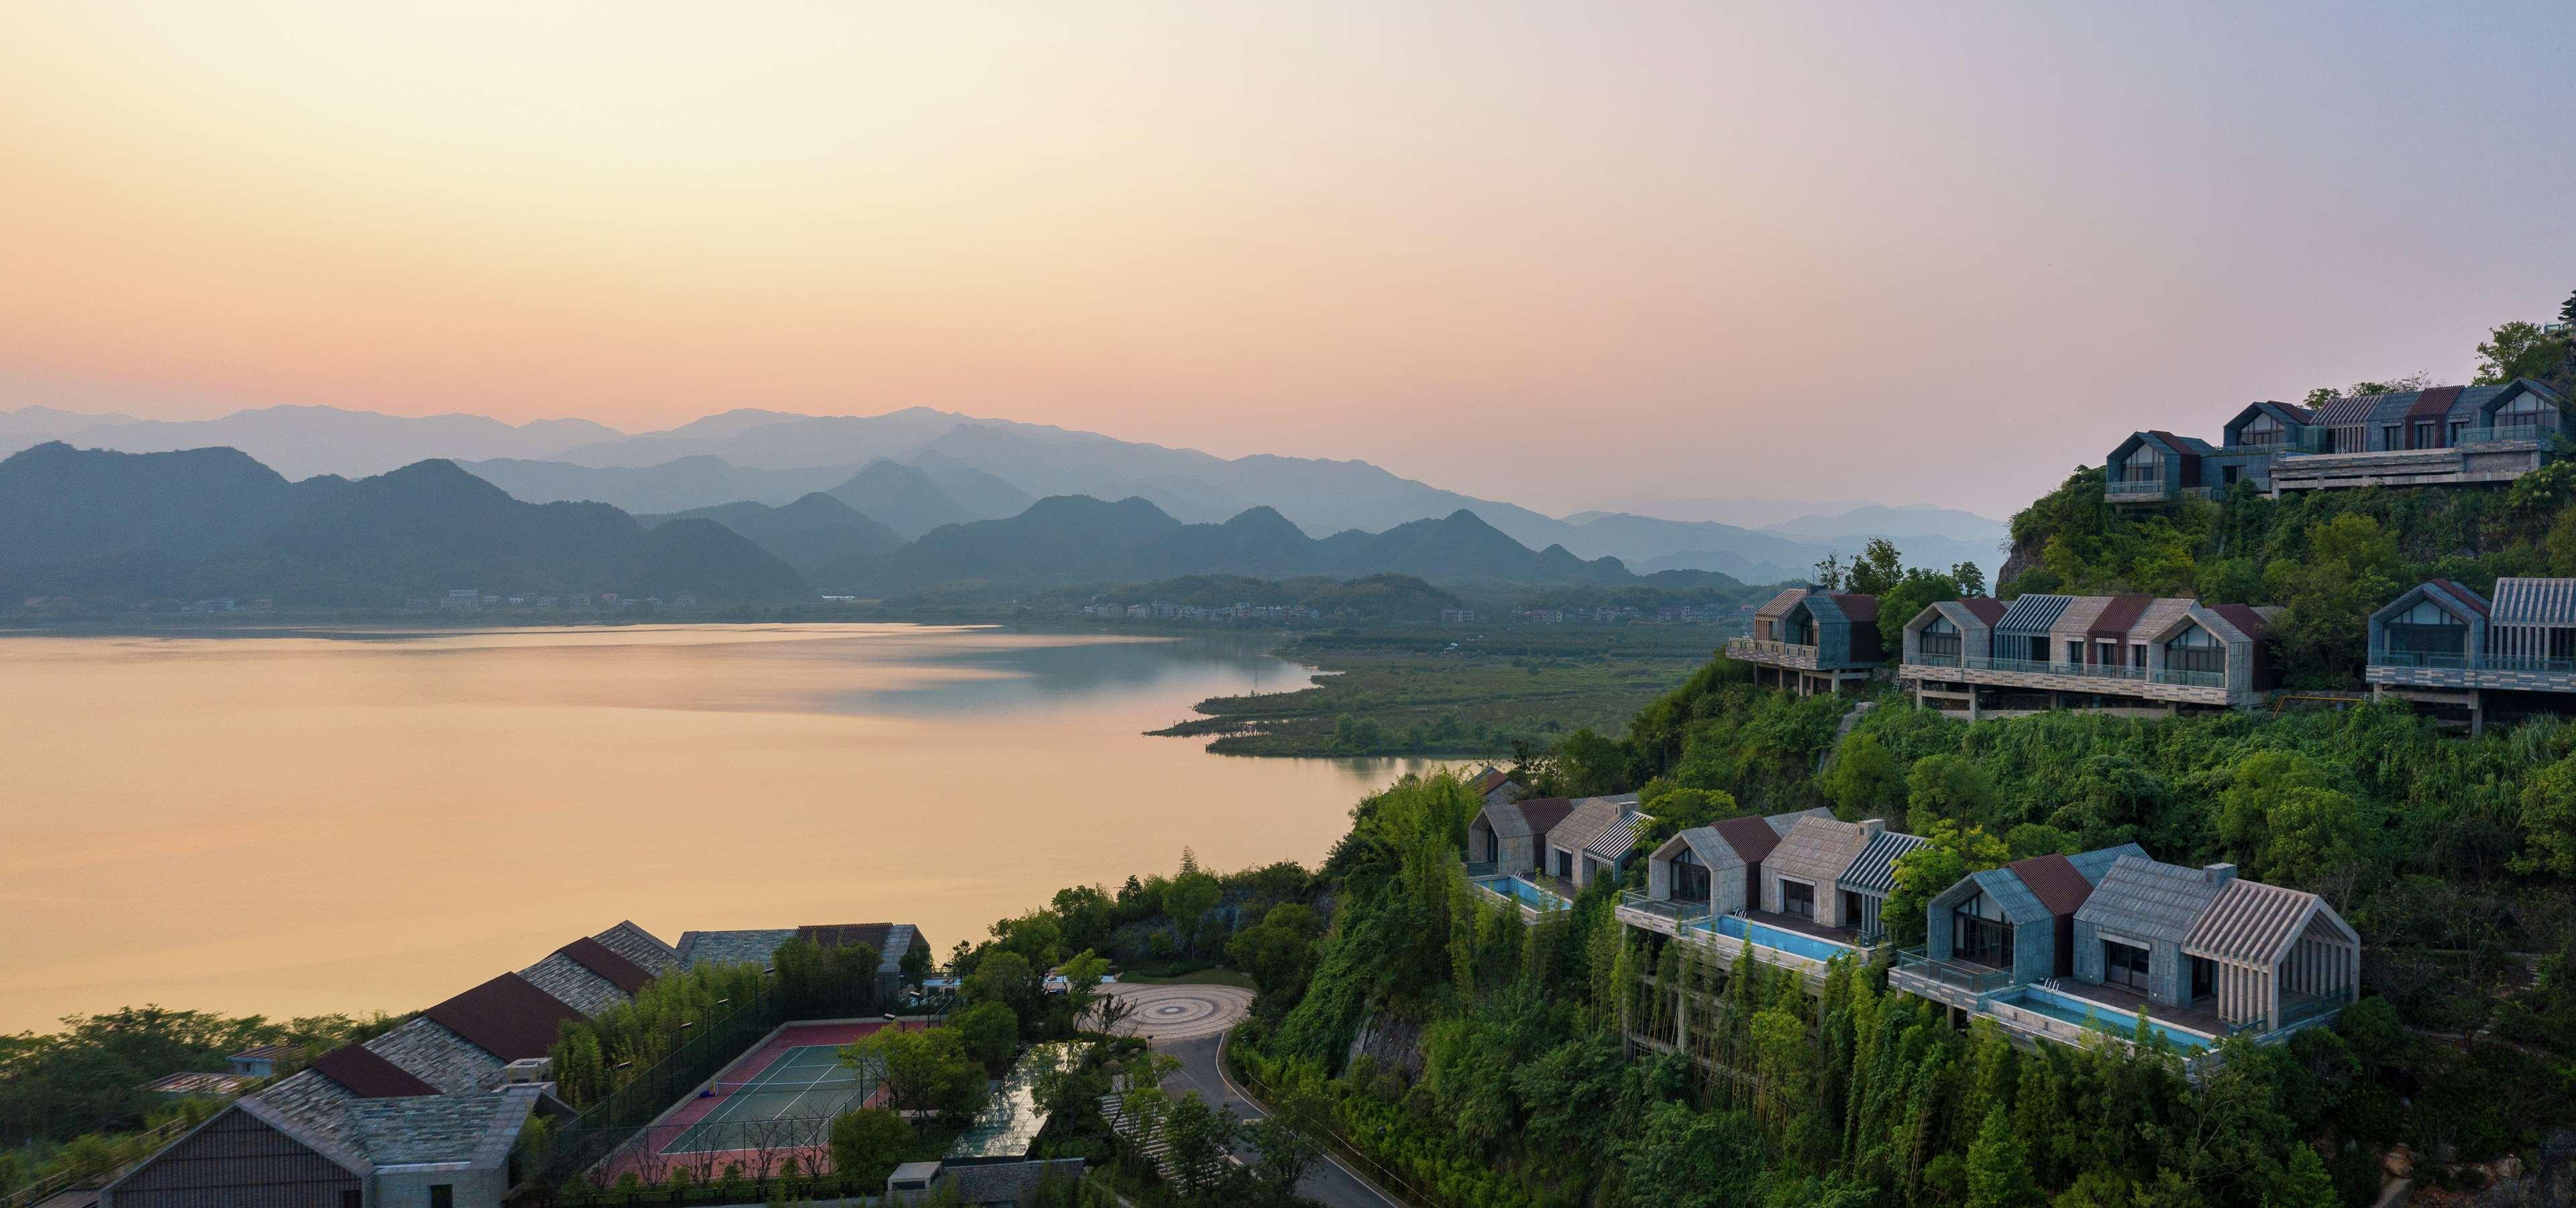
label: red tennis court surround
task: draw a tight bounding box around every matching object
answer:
[641,1020,915,1146]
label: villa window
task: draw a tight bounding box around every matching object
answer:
[1952,891,2015,969]
[2166,624,2226,674]
[2190,955,2215,1002]
[2121,447,2163,484]
[1554,849,1572,880]
[2382,425,2402,450]
[2240,413,2282,447]
[2333,426,2365,453]
[1672,849,1711,902]
[2103,939,2152,991]
[1920,617,1960,659]
[2065,639,2084,666]
[1780,879,1815,920]
[431,1188,453,1208]
[2500,390,2555,436]
[2553,628,2576,661]
[2383,600,2466,662]
[2410,420,2440,449]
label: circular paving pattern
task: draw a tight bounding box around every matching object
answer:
[1098,983,1254,1042]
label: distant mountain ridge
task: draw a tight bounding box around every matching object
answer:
[0,443,806,604]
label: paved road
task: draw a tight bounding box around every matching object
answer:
[1102,984,1400,1208]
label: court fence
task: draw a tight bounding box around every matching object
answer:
[517,970,884,1202]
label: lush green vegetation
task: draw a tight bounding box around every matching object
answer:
[1151,623,1734,757]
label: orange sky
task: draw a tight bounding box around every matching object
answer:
[3,2,2571,515]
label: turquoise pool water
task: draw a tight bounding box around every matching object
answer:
[1995,985,2214,1052]
[1471,875,1568,910]
[1705,914,1858,963]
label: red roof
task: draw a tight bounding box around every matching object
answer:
[422,974,586,1061]
[311,1044,440,1099]
[2211,604,2271,641]
[1962,598,2009,624]
[2405,385,2463,425]
[1516,797,1576,839]
[1473,769,1508,793]
[2008,854,2096,918]
[1830,593,1880,623]
[556,936,653,995]
[2430,578,2491,618]
[1710,815,1788,865]
[2088,594,2152,637]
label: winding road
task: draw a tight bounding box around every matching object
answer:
[1098,983,1401,1208]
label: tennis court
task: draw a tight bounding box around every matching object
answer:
[644,1020,907,1158]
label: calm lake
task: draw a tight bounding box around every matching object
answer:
[0,624,1431,1032]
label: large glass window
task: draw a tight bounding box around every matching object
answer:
[2382,599,2466,661]
[1672,848,1711,902]
[1951,891,2015,969]
[2240,413,2282,447]
[1780,879,1815,920]
[2501,390,2556,437]
[2103,939,2152,991]
[2121,447,2163,484]
[2166,624,2227,674]
[1920,616,1961,659]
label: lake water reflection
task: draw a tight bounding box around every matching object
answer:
[0,624,1435,1030]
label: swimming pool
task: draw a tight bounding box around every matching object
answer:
[1990,985,2214,1052]
[1702,914,1858,963]
[1470,875,1568,911]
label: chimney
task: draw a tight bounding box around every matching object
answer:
[1860,818,1886,839]
[2202,863,2238,887]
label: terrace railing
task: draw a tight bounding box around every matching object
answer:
[2369,650,2576,676]
[2104,480,2171,498]
[1724,638,1819,668]
[1892,947,2018,996]
[1940,657,2229,690]
[1617,889,1713,926]
[2455,425,2551,446]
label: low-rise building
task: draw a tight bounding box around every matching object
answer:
[1723,587,1883,696]
[1466,795,1577,876]
[2367,578,2576,733]
[2104,379,2567,504]
[674,922,930,1001]
[1899,594,2280,715]
[1544,795,1653,889]
[1622,808,1832,933]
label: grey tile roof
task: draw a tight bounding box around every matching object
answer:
[2182,879,2350,966]
[362,1019,504,1097]
[1995,594,2072,635]
[2048,596,2111,638]
[515,953,628,1018]
[2068,842,2151,884]
[1961,867,2051,926]
[345,1087,538,1167]
[676,928,798,969]
[1766,818,1879,888]
[591,921,681,976]
[2491,578,2576,627]
[1548,798,1624,855]
[1838,829,1929,895]
[1754,588,1809,620]
[2073,857,2230,944]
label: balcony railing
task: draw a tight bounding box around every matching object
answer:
[1724,638,1819,667]
[1891,947,2017,995]
[2455,425,2552,447]
[2369,650,2576,675]
[1617,889,1714,926]
[2104,480,2170,498]
[1917,655,2226,690]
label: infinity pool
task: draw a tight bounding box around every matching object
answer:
[1993,985,2215,1052]
[1470,875,1568,911]
[1703,914,1859,963]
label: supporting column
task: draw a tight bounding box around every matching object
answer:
[2470,690,2483,736]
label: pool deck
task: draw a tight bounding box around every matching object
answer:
[2043,981,2228,1037]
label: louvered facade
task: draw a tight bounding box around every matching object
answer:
[2369,578,2576,732]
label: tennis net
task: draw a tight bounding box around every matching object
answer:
[707,1077,869,1096]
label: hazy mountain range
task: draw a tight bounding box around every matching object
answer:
[0,402,2008,584]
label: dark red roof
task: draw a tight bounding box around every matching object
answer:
[796,924,893,956]
[2008,854,2096,918]
[2430,578,2491,618]
[1962,598,2009,624]
[1709,815,1788,865]
[556,936,653,995]
[1473,769,1508,793]
[1515,797,1576,839]
[421,974,585,1061]
[2088,594,2152,638]
[1830,593,1880,623]
[2210,604,2271,641]
[310,1044,439,1099]
[2405,385,2463,425]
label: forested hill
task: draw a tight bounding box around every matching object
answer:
[0,442,809,606]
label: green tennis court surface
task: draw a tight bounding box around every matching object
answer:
[660,1045,876,1154]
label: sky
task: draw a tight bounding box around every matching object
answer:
[1,2,2571,518]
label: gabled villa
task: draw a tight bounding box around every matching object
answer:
[1464,794,1582,916]
[1723,587,1883,697]
[1547,795,1653,890]
[2104,379,2568,504]
[1890,850,2359,1053]
[1623,808,1833,932]
[2367,578,2576,733]
[1900,594,2279,715]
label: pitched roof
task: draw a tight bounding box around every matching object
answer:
[2308,392,2393,427]
[676,928,798,969]
[1960,867,2051,926]
[798,922,894,955]
[2068,842,2151,883]
[1839,828,1929,895]
[357,1020,502,1097]
[1827,593,1879,623]
[1482,795,1572,842]
[144,1071,253,1095]
[1961,597,2008,624]
[2089,594,2153,637]
[554,936,654,995]
[2074,857,2231,945]
[2404,385,2463,423]
[2426,578,2491,618]
[1767,818,1880,888]
[1754,588,1810,620]
[2006,853,2102,918]
[2050,595,2110,637]
[1549,797,1627,855]
[2209,604,2272,643]
[231,1044,301,1062]
[2182,878,2347,967]
[420,974,585,1062]
[2145,430,2212,455]
[514,953,629,1018]
[1708,815,1790,867]
[1996,594,2072,634]
[2490,578,2576,627]
[345,1085,540,1168]
[1582,810,1648,862]
[310,1044,441,1100]
[590,921,682,977]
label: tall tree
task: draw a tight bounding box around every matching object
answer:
[2473,320,2569,385]
[1845,538,1906,596]
[1964,1105,2039,1208]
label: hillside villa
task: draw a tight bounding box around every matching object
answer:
[2104,378,2567,504]
[1618,813,1925,987]
[2367,578,2576,734]
[1724,588,1882,697]
[1898,594,2280,716]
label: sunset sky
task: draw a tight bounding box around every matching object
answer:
[3,2,2571,516]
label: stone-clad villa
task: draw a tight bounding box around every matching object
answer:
[2104,378,2567,503]
[1724,587,1883,698]
[2367,577,2576,733]
[1898,594,2281,716]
